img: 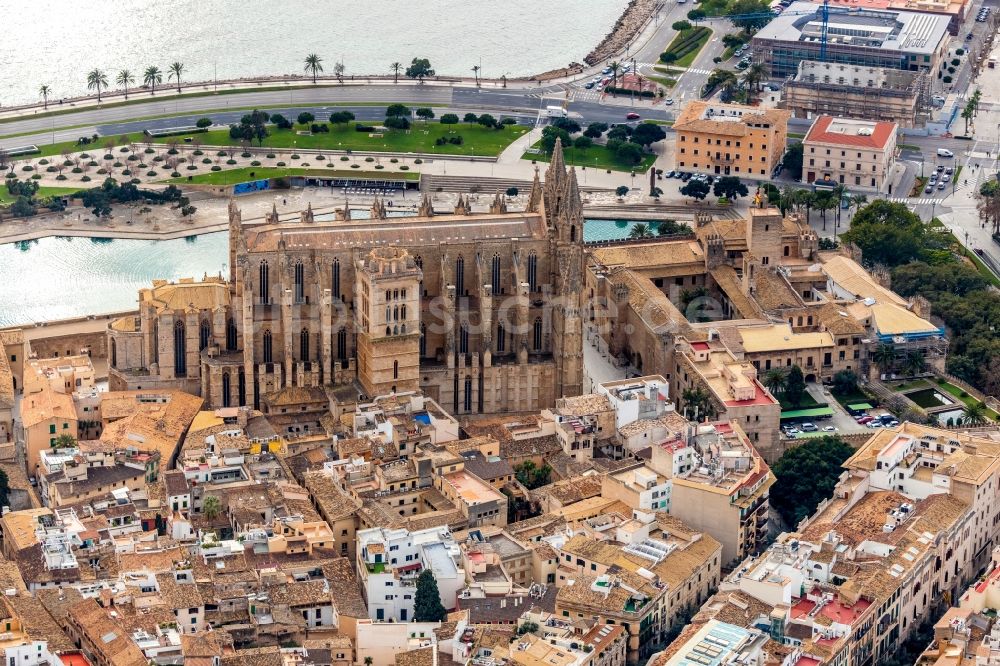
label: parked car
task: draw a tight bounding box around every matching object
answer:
[967,32,975,39]
[925,185,934,194]
[945,166,954,175]
[938,182,947,190]
[823,425,837,432]
[664,98,675,105]
[856,415,875,424]
[800,422,819,432]
[626,112,641,120]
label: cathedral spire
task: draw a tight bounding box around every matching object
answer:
[527,167,542,213]
[565,167,582,220]
[418,193,434,218]
[267,202,279,225]
[545,137,567,188]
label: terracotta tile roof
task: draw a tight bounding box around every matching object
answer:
[20,389,76,428]
[753,269,803,311]
[710,266,765,320]
[674,101,790,137]
[68,598,148,666]
[2,593,76,652]
[530,475,603,508]
[590,240,703,270]
[322,557,368,618]
[804,116,897,150]
[609,268,699,337]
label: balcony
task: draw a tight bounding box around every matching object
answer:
[710,153,735,165]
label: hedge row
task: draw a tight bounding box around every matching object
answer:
[659,27,711,63]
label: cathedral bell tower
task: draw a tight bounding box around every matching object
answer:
[354,247,423,398]
[542,138,585,399]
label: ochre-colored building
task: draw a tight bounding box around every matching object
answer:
[673,101,790,178]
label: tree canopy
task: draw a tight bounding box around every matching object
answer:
[680,179,710,200]
[841,200,936,267]
[770,437,855,527]
[414,570,447,621]
[784,365,806,407]
[514,461,552,489]
[782,142,804,180]
[405,58,435,82]
[713,176,749,200]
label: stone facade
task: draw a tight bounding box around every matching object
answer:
[109,140,586,417]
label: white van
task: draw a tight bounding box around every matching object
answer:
[937,148,954,157]
[545,105,568,118]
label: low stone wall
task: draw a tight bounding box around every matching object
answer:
[584,0,660,66]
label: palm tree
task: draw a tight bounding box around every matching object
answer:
[740,62,769,98]
[390,61,402,84]
[364,658,374,666]
[799,190,816,223]
[904,350,926,377]
[304,53,323,84]
[849,193,868,219]
[814,191,836,231]
[202,495,222,520]
[86,69,108,103]
[872,344,896,377]
[116,70,134,100]
[763,369,786,396]
[38,84,51,109]
[168,62,184,93]
[682,387,716,420]
[831,183,847,228]
[143,66,162,95]
[629,223,653,239]
[963,402,988,426]
[609,60,622,89]
[472,64,481,87]
[962,102,974,135]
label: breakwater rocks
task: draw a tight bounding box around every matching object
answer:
[584,0,659,65]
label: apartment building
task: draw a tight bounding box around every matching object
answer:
[649,422,774,564]
[672,338,782,455]
[803,116,898,191]
[554,513,722,664]
[357,525,465,622]
[673,102,790,178]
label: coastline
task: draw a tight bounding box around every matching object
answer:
[584,0,660,66]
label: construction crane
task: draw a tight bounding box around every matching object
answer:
[699,0,837,61]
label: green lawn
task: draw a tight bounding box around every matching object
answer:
[954,165,964,183]
[189,121,527,157]
[523,142,656,172]
[0,185,81,204]
[661,28,713,68]
[166,166,420,185]
[831,389,875,409]
[642,120,673,126]
[888,379,930,392]
[935,379,1000,419]
[778,391,825,411]
[648,75,678,88]
[4,122,527,161]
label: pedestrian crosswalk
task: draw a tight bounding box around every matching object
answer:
[887,196,946,205]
